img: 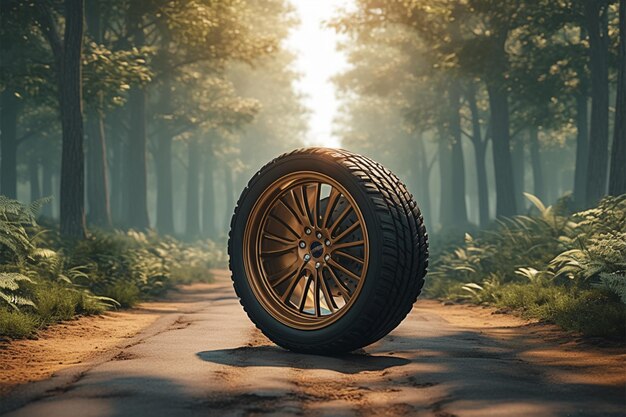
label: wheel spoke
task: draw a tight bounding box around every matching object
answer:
[328,258,362,282]
[324,265,352,300]
[260,246,296,257]
[262,230,296,246]
[332,240,364,251]
[289,188,312,228]
[269,262,300,288]
[268,213,300,239]
[319,270,337,312]
[298,274,313,312]
[321,187,342,229]
[334,250,365,265]
[281,265,306,303]
[278,198,304,227]
[301,185,315,227]
[333,221,361,243]
[329,204,353,235]
[311,182,321,228]
[313,270,321,317]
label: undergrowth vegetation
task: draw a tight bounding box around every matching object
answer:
[428,194,626,339]
[0,197,225,339]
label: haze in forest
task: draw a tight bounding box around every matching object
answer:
[0,0,624,238]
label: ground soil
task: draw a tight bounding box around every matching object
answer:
[1,270,624,417]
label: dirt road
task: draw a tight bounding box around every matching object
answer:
[1,271,624,417]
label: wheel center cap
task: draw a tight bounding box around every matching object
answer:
[310,241,324,258]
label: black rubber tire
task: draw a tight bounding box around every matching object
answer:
[228,148,428,354]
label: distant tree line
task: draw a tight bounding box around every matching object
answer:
[333,0,625,230]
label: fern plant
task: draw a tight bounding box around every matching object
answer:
[0,272,35,310]
[0,196,52,261]
[432,194,626,303]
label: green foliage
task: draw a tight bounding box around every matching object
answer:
[0,309,38,339]
[0,273,36,310]
[0,196,50,260]
[102,282,140,309]
[430,194,626,339]
[494,282,625,339]
[82,43,153,109]
[0,198,222,339]
[35,282,101,322]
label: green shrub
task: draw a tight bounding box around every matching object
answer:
[102,281,141,308]
[429,194,626,339]
[494,283,625,339]
[35,283,82,321]
[0,309,38,339]
[0,197,223,340]
[170,266,214,284]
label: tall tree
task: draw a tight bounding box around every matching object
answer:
[528,128,545,201]
[185,138,201,238]
[0,90,18,198]
[584,0,611,205]
[85,0,111,228]
[202,149,217,239]
[37,0,87,237]
[609,0,626,195]
[448,83,469,225]
[466,83,490,225]
[574,90,590,207]
[125,2,150,230]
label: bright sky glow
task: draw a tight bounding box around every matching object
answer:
[285,0,353,148]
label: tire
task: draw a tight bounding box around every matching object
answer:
[228,148,428,354]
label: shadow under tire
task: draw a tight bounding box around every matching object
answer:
[228,148,428,354]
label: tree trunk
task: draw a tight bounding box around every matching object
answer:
[85,0,111,228]
[511,136,525,210]
[58,0,87,237]
[28,157,41,202]
[437,128,454,228]
[41,158,53,217]
[448,84,468,226]
[487,84,517,217]
[125,87,150,229]
[0,90,18,199]
[86,111,111,227]
[155,80,175,235]
[529,127,545,203]
[223,163,235,232]
[584,0,610,205]
[609,0,626,196]
[573,92,589,208]
[124,3,149,230]
[186,139,201,239]
[202,150,217,239]
[155,132,174,235]
[107,110,125,225]
[414,132,432,223]
[467,86,489,226]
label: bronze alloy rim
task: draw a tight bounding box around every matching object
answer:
[243,172,370,330]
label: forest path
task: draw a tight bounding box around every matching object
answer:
[1,270,624,417]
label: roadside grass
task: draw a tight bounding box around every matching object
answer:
[35,282,107,322]
[170,266,215,285]
[0,197,225,340]
[0,309,38,339]
[427,194,626,340]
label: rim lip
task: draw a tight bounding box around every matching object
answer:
[242,171,370,331]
